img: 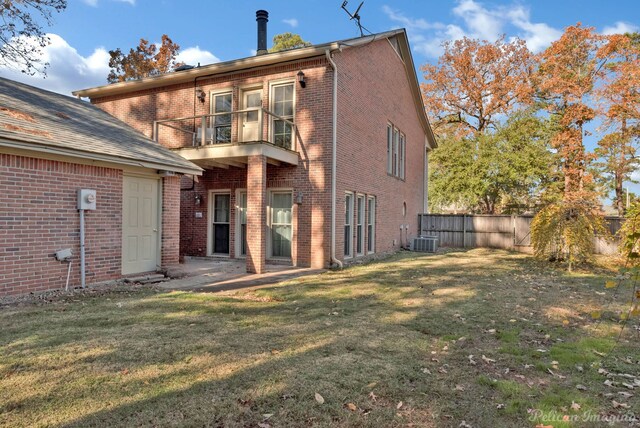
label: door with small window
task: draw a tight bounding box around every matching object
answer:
[270,192,292,258]
[212,194,230,255]
[241,89,262,142]
[211,92,232,143]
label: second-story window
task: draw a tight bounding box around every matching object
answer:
[271,82,294,149]
[212,92,232,143]
[387,122,406,180]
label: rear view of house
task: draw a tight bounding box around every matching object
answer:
[73,11,436,273]
[0,78,202,296]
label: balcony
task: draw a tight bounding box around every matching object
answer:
[153,108,299,169]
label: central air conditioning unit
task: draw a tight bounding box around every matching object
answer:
[411,236,438,253]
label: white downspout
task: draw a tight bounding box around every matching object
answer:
[79,208,86,288]
[326,49,343,268]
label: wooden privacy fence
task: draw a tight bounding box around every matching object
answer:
[418,214,623,255]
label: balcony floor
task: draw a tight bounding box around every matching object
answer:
[173,141,298,169]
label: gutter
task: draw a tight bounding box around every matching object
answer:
[0,138,203,175]
[325,49,343,269]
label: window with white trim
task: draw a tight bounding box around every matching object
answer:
[344,192,353,258]
[356,195,365,256]
[367,196,375,253]
[386,123,406,179]
[271,82,294,149]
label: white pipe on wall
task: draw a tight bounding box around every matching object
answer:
[79,209,86,288]
[325,49,343,269]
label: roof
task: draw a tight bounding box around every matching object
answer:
[0,78,202,174]
[73,29,436,149]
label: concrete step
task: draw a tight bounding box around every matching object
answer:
[124,273,167,284]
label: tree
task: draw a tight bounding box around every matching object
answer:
[594,33,640,215]
[531,24,611,269]
[107,35,182,83]
[0,0,67,76]
[269,32,311,53]
[421,36,535,137]
[429,110,556,214]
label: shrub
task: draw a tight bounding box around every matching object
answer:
[531,200,606,270]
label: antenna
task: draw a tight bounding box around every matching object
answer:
[341,1,366,37]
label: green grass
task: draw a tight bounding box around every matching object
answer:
[0,248,638,427]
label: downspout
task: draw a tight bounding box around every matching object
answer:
[325,49,343,268]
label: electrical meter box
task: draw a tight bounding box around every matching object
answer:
[77,189,97,210]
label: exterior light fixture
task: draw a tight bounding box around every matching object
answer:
[195,195,202,205]
[195,87,206,103]
[296,191,303,204]
[297,70,306,88]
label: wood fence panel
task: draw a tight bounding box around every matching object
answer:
[418,214,622,255]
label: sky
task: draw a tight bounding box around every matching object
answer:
[1,0,639,197]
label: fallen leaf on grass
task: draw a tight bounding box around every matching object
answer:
[622,382,635,390]
[571,401,581,411]
[618,391,634,398]
[612,400,630,409]
[422,368,432,374]
[368,391,377,402]
[459,421,472,428]
[468,355,477,365]
[262,414,274,419]
[454,384,465,391]
[315,393,325,404]
[496,403,505,409]
[605,280,617,289]
[482,355,496,363]
[397,401,403,410]
[576,384,587,391]
[345,402,357,411]
[258,423,271,428]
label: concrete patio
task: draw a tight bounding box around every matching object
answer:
[161,257,325,293]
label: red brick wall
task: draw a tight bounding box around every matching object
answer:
[334,38,427,261]
[161,175,180,266]
[96,58,334,269]
[0,154,122,296]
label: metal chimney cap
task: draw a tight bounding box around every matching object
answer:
[256,10,269,20]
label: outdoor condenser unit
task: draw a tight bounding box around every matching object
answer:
[411,236,438,253]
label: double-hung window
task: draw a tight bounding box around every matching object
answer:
[271,83,294,149]
[367,196,375,253]
[356,195,365,256]
[387,125,393,174]
[344,193,353,258]
[212,92,232,143]
[387,123,406,179]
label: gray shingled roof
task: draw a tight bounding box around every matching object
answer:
[0,77,202,174]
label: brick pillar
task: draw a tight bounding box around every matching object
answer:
[247,155,267,273]
[161,175,180,267]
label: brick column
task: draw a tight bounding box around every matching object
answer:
[247,155,267,273]
[161,175,180,267]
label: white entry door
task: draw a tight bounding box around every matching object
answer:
[122,176,159,274]
[241,89,262,142]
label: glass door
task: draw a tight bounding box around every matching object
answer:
[241,89,262,142]
[212,194,230,254]
[211,92,232,143]
[237,192,247,256]
[270,192,292,258]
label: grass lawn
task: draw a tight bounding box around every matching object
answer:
[1,249,639,427]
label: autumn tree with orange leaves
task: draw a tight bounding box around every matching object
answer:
[421,36,535,137]
[594,33,640,216]
[531,24,611,268]
[107,35,182,83]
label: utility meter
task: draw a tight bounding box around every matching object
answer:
[77,189,97,210]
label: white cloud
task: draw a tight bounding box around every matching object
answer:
[0,34,219,96]
[383,0,562,58]
[176,46,219,66]
[283,18,298,28]
[602,21,639,35]
[0,34,111,96]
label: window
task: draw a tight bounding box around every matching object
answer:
[356,195,365,256]
[393,127,399,176]
[212,92,232,143]
[344,193,353,258]
[270,192,292,258]
[386,123,407,179]
[387,125,393,174]
[367,197,375,253]
[271,82,294,149]
[399,133,406,180]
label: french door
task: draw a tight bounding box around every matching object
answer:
[270,192,292,258]
[212,193,230,255]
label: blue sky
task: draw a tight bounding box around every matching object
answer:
[1,0,639,199]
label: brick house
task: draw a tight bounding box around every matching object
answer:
[73,12,436,273]
[0,78,202,297]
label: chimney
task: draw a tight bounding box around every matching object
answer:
[256,10,269,55]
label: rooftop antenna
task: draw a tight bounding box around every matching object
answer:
[341,1,365,37]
